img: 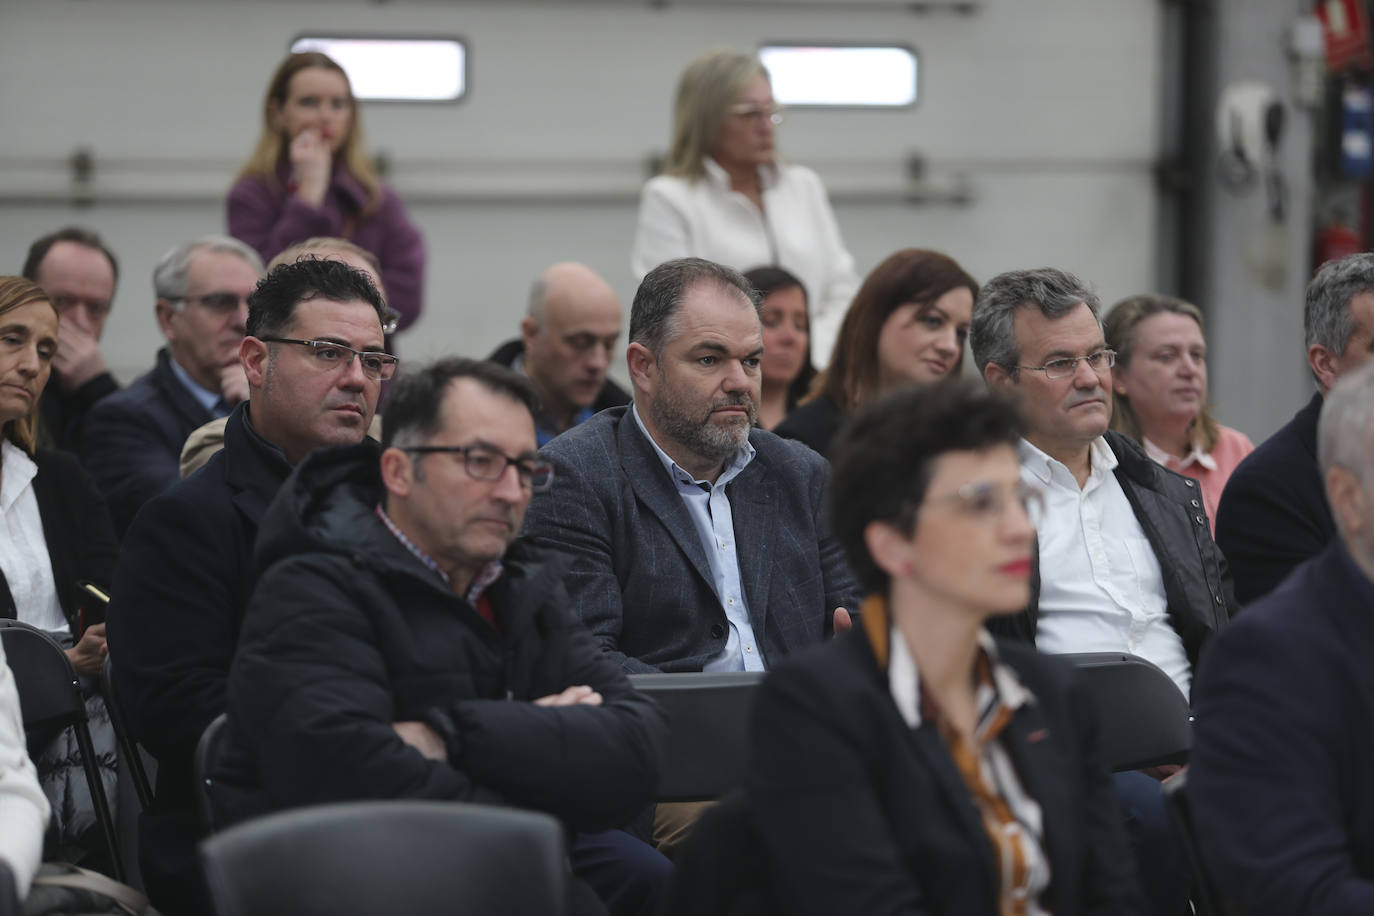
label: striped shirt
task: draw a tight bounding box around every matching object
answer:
[888,618,1051,915]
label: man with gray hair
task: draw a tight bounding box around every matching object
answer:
[1215,252,1374,604]
[972,267,1236,916]
[522,257,857,674]
[1191,360,1374,915]
[81,235,263,534]
[487,261,629,445]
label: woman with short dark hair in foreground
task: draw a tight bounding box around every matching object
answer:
[748,381,1145,915]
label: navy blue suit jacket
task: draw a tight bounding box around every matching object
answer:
[1191,541,1374,914]
[1215,392,1335,606]
[81,348,216,536]
[520,405,860,673]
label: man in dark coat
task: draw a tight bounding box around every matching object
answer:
[487,261,629,446]
[219,358,669,916]
[81,235,263,534]
[1192,361,1374,915]
[521,258,860,675]
[1215,252,1374,605]
[21,227,121,453]
[105,257,392,915]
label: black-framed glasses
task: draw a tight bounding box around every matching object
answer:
[1015,348,1116,380]
[173,292,248,314]
[405,443,554,493]
[259,337,398,380]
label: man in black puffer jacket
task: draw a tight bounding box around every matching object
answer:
[217,358,670,916]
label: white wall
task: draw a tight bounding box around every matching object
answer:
[0,0,1164,398]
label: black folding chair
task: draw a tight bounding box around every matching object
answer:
[99,656,153,811]
[628,672,764,801]
[1163,771,1226,916]
[200,800,566,916]
[193,713,228,836]
[0,621,123,881]
[1065,652,1192,772]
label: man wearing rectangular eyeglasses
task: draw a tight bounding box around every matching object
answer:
[106,256,391,916]
[81,235,264,534]
[972,266,1237,916]
[216,357,671,916]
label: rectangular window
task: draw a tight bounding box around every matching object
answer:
[759,44,918,108]
[289,36,466,102]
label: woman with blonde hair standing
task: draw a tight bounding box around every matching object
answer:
[227,52,425,334]
[632,49,858,365]
[1104,294,1253,532]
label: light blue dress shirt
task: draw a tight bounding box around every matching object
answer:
[168,356,230,418]
[631,404,764,672]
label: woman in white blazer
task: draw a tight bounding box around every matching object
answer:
[631,49,859,366]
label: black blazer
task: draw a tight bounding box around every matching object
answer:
[1191,540,1374,915]
[1215,391,1335,606]
[748,611,1144,916]
[0,448,118,629]
[81,348,217,536]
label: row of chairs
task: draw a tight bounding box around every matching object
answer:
[0,618,1217,914]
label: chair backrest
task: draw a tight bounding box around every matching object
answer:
[100,656,153,811]
[0,621,124,881]
[200,800,567,916]
[1064,652,1192,771]
[628,672,764,801]
[194,713,229,836]
[1162,771,1226,916]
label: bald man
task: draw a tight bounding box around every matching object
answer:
[489,262,629,445]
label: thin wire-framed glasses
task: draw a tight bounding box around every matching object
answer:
[260,336,399,381]
[727,102,785,125]
[405,443,555,493]
[1015,349,1116,380]
[922,480,1045,529]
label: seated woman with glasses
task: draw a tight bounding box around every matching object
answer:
[1104,294,1253,534]
[631,49,859,367]
[747,380,1144,916]
[775,248,975,459]
[0,277,120,872]
[227,52,425,338]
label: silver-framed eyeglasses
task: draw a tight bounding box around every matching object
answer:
[728,102,785,125]
[1015,348,1116,380]
[259,337,399,381]
[404,443,555,493]
[923,481,1045,528]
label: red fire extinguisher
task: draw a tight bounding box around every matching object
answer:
[1315,218,1365,270]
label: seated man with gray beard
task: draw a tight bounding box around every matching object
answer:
[521,257,859,675]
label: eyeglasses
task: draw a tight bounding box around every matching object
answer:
[728,102,785,125]
[922,481,1044,529]
[259,336,399,381]
[405,443,554,493]
[173,292,248,314]
[1015,349,1116,380]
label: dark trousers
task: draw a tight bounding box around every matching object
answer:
[572,829,672,916]
[1114,770,1190,916]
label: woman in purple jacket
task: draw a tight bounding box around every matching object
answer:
[227,52,425,334]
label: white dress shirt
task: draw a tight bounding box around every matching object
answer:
[631,158,860,367]
[0,636,50,896]
[1020,437,1191,698]
[0,441,68,633]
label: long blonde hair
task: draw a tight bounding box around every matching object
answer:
[662,49,771,180]
[1104,293,1220,453]
[0,277,57,455]
[236,52,381,216]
